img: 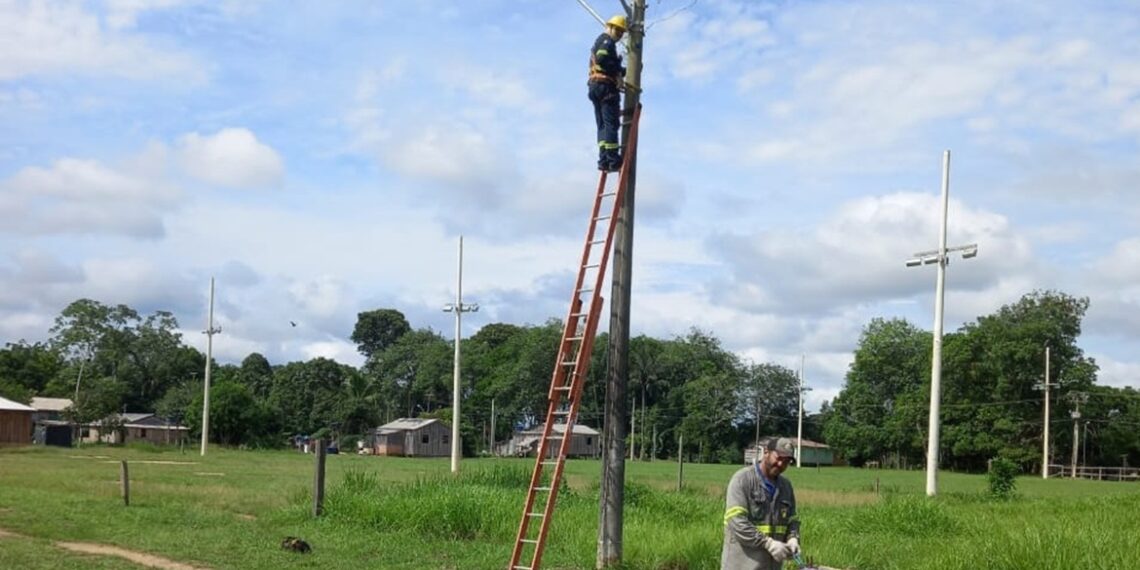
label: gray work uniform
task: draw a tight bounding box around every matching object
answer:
[721,463,800,570]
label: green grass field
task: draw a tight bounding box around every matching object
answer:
[1,445,1137,569]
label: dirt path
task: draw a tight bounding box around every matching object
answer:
[0,527,210,570]
[55,542,211,570]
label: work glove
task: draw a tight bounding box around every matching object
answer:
[787,537,801,556]
[762,537,791,563]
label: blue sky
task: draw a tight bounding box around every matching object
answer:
[1,0,1138,411]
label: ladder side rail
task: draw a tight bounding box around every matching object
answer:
[531,299,604,570]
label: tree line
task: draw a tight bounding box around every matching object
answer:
[2,290,1136,471]
[0,302,807,460]
[821,290,1140,472]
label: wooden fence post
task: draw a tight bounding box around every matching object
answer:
[312,439,327,517]
[120,460,130,506]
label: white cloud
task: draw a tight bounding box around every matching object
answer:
[1,155,178,238]
[178,128,284,189]
[1093,356,1140,390]
[288,276,349,319]
[300,339,362,366]
[709,192,1035,315]
[0,0,204,81]
[104,0,191,29]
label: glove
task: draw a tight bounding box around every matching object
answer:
[787,537,801,556]
[762,537,791,563]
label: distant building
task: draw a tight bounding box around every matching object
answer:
[745,437,835,466]
[81,413,190,445]
[370,418,452,457]
[0,395,35,447]
[500,423,600,458]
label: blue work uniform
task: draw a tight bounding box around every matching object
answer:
[588,32,624,171]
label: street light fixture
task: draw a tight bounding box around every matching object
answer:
[904,150,979,497]
[443,236,478,474]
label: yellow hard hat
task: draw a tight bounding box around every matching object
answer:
[607,15,627,31]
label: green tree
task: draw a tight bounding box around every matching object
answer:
[185,380,278,447]
[351,309,412,358]
[941,290,1097,471]
[0,341,64,396]
[738,362,799,448]
[823,318,930,467]
[270,357,361,435]
[237,353,274,398]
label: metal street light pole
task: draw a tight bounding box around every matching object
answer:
[796,354,811,468]
[443,236,478,473]
[1033,345,1058,478]
[904,150,978,497]
[200,277,221,456]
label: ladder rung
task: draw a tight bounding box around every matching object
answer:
[578,287,594,294]
[527,511,546,517]
[541,461,558,466]
[534,486,552,491]
[554,410,570,416]
[595,215,611,222]
[568,335,584,341]
[561,361,576,366]
[553,386,571,391]
[522,539,539,544]
[601,191,617,197]
[513,566,532,570]
[590,239,605,245]
[584,263,599,269]
[545,435,564,440]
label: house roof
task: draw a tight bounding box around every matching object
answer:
[30,397,73,412]
[0,396,35,412]
[522,423,599,436]
[376,417,443,433]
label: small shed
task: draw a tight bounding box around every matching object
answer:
[371,418,451,457]
[502,423,600,458]
[0,395,35,447]
[744,437,834,466]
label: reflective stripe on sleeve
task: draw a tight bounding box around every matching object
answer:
[723,506,748,525]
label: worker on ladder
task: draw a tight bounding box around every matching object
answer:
[588,15,627,172]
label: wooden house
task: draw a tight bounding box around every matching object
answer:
[0,395,34,447]
[501,423,600,458]
[371,418,451,457]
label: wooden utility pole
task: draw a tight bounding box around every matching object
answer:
[312,439,327,517]
[598,0,644,567]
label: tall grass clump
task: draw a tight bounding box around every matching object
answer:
[838,495,960,537]
[986,457,1019,500]
[322,468,522,540]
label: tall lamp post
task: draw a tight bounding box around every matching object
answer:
[200,277,221,456]
[443,236,478,473]
[905,150,978,497]
[796,354,811,467]
[1033,345,1059,478]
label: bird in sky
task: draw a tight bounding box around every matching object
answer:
[290,321,297,327]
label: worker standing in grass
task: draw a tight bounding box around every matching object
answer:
[722,437,801,570]
[587,15,627,172]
